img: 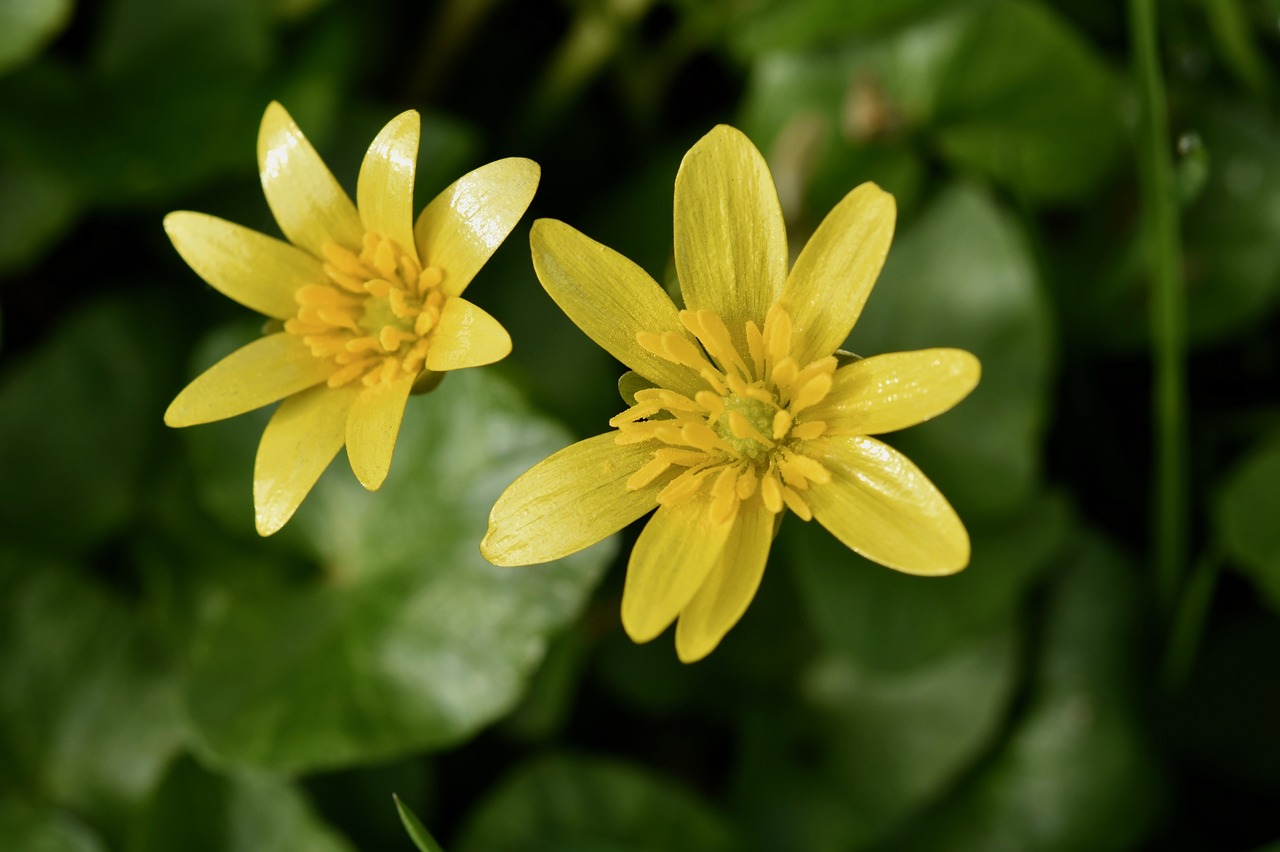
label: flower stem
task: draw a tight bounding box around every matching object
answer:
[1161,541,1222,691]
[1130,0,1187,616]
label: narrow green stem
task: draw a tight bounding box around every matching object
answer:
[1130,0,1187,616]
[1162,542,1222,691]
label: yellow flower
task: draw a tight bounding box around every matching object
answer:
[165,102,538,535]
[482,125,978,663]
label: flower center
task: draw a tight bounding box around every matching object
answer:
[284,232,445,389]
[610,304,837,526]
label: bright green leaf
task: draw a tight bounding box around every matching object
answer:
[454,754,740,852]
[0,0,73,76]
[179,369,612,771]
[130,756,354,852]
[0,553,185,837]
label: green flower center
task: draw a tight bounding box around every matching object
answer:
[716,395,775,460]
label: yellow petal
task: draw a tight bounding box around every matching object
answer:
[164,333,333,427]
[483,434,661,566]
[621,495,735,643]
[257,101,363,257]
[783,182,896,364]
[807,348,980,436]
[254,382,359,536]
[806,435,969,576]
[357,110,420,264]
[164,212,323,320]
[674,496,773,662]
[345,371,415,491]
[673,125,787,345]
[425,296,512,371]
[530,218,697,395]
[415,157,540,296]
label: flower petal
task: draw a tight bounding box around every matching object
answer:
[673,125,787,340]
[621,495,734,644]
[254,382,359,536]
[345,370,415,491]
[807,348,980,436]
[806,435,969,575]
[257,101,363,257]
[164,212,322,320]
[782,182,896,364]
[530,218,696,394]
[415,157,540,297]
[483,433,661,566]
[357,110,420,264]
[674,496,773,662]
[164,333,333,427]
[425,296,511,371]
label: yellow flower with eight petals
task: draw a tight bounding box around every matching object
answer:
[482,125,978,663]
[165,102,538,535]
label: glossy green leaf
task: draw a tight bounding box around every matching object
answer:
[850,182,1054,522]
[0,801,104,852]
[0,297,180,553]
[1217,430,1280,611]
[455,754,739,852]
[130,756,353,852]
[732,623,1019,851]
[179,368,612,771]
[790,490,1071,671]
[0,0,73,76]
[880,532,1162,850]
[0,553,185,836]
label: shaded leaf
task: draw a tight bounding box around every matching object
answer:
[455,754,739,852]
[0,800,104,852]
[1217,429,1280,610]
[394,795,445,852]
[0,0,73,76]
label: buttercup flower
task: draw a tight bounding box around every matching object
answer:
[483,125,978,662]
[165,102,538,535]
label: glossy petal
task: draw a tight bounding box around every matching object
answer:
[483,434,662,566]
[808,348,980,436]
[164,333,333,427]
[673,125,787,342]
[621,496,735,644]
[783,182,896,364]
[806,435,969,575]
[674,496,773,662]
[425,297,511,371]
[530,218,697,394]
[257,101,362,257]
[164,212,322,320]
[357,110,420,264]
[415,157,540,296]
[254,383,359,535]
[345,371,415,491]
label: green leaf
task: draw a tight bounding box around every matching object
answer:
[731,622,1019,851]
[0,158,79,275]
[394,795,445,852]
[880,532,1162,850]
[0,0,73,76]
[850,182,1054,522]
[0,297,180,553]
[0,553,185,838]
[0,800,105,852]
[1216,430,1280,610]
[130,756,353,852]
[179,369,612,771]
[730,0,956,55]
[454,754,740,852]
[790,490,1071,671]
[929,0,1124,202]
